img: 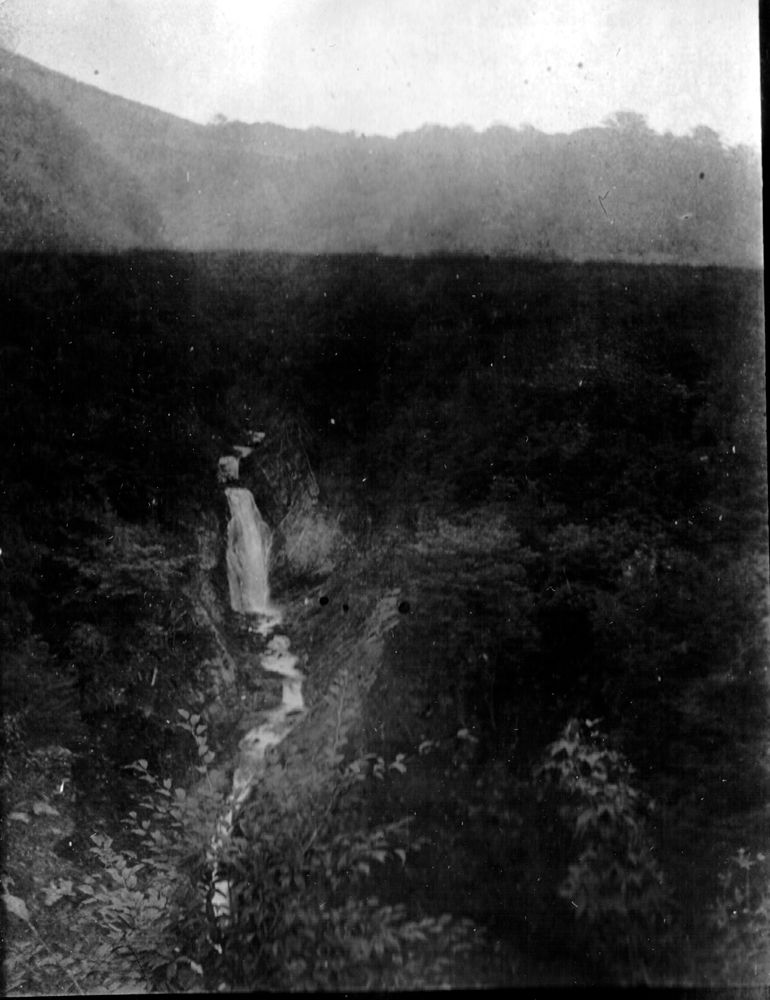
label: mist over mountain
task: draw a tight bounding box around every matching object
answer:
[0,71,163,249]
[0,48,761,263]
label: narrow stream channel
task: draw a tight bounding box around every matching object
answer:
[207,446,307,926]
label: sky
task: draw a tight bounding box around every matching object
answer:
[0,0,761,149]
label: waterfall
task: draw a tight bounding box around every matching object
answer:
[225,487,273,615]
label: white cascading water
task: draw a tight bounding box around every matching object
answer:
[225,487,273,615]
[207,456,305,934]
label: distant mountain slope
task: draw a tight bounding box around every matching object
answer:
[0,49,762,263]
[0,71,163,250]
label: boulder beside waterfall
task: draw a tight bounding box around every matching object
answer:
[217,455,240,483]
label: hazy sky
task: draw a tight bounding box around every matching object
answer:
[1,0,761,148]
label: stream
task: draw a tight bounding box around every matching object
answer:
[207,445,306,925]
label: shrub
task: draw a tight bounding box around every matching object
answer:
[535,718,672,982]
[210,723,484,990]
[26,703,482,992]
[707,848,770,985]
[0,636,81,750]
[18,710,221,993]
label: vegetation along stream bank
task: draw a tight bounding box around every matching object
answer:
[2,252,767,991]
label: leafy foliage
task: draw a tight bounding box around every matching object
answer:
[535,718,672,981]
[213,741,482,991]
[1,635,81,752]
[6,697,482,993]
[4,713,220,993]
[707,849,770,985]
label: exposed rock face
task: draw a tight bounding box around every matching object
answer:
[195,520,220,573]
[232,420,344,578]
[189,517,237,690]
[218,455,240,483]
[279,488,344,579]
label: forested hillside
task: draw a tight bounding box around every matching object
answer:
[0,75,162,249]
[0,48,762,263]
[2,253,767,989]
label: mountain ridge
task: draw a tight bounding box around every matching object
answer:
[0,48,762,263]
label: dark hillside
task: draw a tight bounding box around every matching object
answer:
[1,253,766,988]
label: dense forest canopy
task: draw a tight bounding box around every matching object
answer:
[1,244,767,991]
